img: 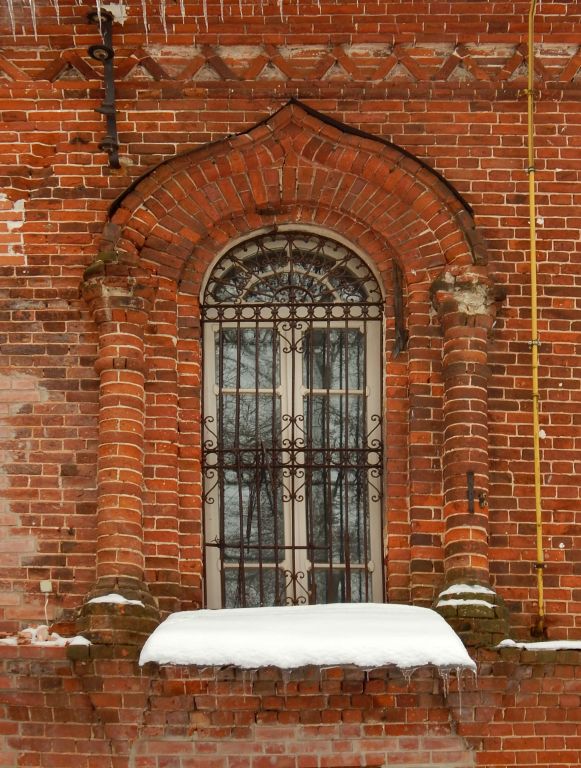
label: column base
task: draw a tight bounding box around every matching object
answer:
[434,582,510,648]
[75,576,160,648]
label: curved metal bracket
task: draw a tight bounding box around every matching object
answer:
[88,9,120,169]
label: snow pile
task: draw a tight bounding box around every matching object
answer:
[498,639,581,651]
[88,593,145,607]
[0,625,91,648]
[439,583,495,597]
[0,625,67,647]
[68,635,92,647]
[436,584,497,610]
[139,603,475,671]
[437,599,494,609]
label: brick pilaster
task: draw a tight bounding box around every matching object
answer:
[77,256,160,646]
[431,268,509,646]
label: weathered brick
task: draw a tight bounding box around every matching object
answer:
[1,1,581,765]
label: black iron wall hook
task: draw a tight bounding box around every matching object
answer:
[88,9,120,169]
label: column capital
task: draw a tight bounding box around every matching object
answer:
[81,253,159,326]
[430,267,505,330]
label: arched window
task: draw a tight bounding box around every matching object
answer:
[202,232,384,608]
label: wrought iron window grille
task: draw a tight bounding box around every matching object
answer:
[202,232,384,609]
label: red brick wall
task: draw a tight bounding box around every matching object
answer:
[0,1,580,638]
[1,644,581,768]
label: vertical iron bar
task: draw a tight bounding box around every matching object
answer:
[234,322,246,606]
[306,323,315,602]
[272,324,281,604]
[217,328,226,607]
[343,320,352,602]
[362,324,370,600]
[467,470,475,514]
[288,239,298,605]
[325,313,334,601]
[393,261,408,357]
[87,10,120,169]
[254,324,264,604]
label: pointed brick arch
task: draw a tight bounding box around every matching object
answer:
[104,100,487,294]
[80,101,505,646]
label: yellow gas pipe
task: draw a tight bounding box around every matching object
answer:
[526,0,546,636]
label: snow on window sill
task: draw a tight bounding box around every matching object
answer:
[139,603,476,671]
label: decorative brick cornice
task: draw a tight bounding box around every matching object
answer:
[3,43,581,87]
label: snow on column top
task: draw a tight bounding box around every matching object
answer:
[139,603,476,670]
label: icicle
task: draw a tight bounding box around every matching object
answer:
[316,0,321,13]
[6,0,16,38]
[278,0,285,22]
[26,0,38,40]
[95,0,103,34]
[220,0,224,21]
[438,667,451,699]
[179,0,186,22]
[242,668,257,694]
[401,667,416,687]
[470,666,478,687]
[280,668,291,698]
[141,0,149,42]
[202,0,208,31]
[51,0,61,25]
[455,667,463,715]
[239,0,243,17]
[160,0,168,37]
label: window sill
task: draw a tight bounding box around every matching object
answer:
[138,603,475,673]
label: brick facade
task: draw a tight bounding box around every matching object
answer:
[1,1,580,765]
[2,644,581,767]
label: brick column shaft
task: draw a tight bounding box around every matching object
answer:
[77,260,160,646]
[95,318,149,582]
[440,309,492,585]
[431,268,509,646]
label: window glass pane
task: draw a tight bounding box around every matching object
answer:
[310,568,367,604]
[307,468,368,564]
[304,329,363,390]
[305,394,365,449]
[218,328,279,389]
[222,468,284,563]
[224,567,281,608]
[219,394,280,448]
